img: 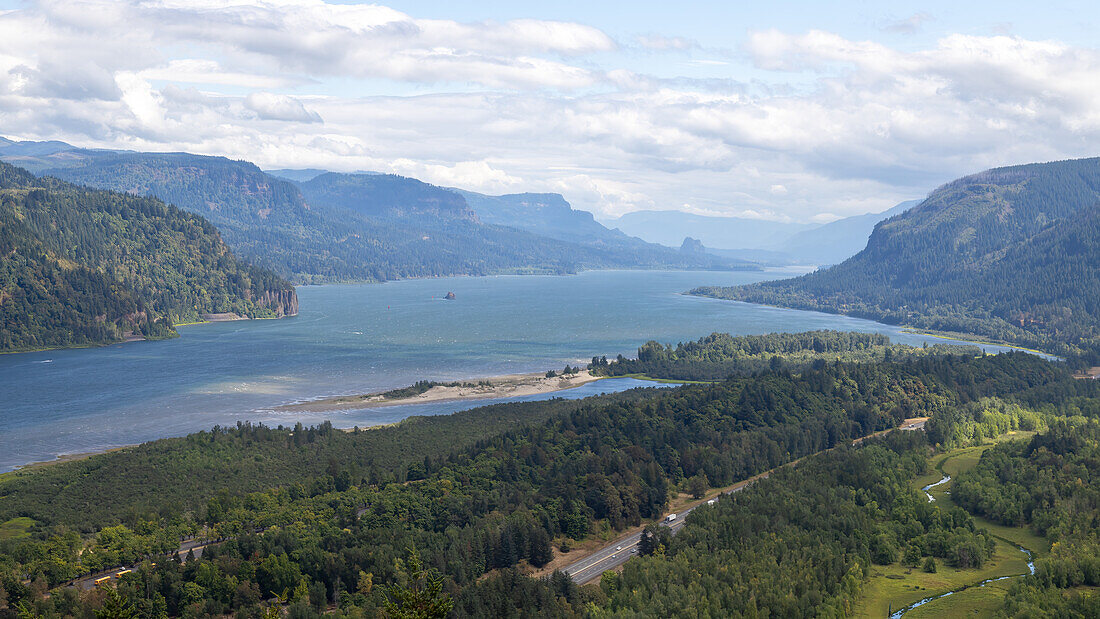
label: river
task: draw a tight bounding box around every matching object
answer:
[0,269,1027,471]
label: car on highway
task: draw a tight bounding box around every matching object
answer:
[615,545,622,551]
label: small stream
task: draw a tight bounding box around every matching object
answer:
[889,545,1035,618]
[922,475,951,502]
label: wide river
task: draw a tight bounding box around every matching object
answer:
[1,269,1024,471]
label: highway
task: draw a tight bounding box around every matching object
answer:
[563,474,765,584]
[70,537,214,590]
[562,421,924,584]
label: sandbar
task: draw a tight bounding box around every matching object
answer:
[277,369,601,413]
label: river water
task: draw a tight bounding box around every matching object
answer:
[0,269,1026,471]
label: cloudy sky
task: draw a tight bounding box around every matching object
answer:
[1,0,1099,222]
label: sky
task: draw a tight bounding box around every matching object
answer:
[1,1,1099,222]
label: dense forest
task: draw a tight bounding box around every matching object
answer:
[692,157,1100,364]
[2,346,1097,617]
[589,330,980,380]
[0,144,745,284]
[0,162,296,352]
[952,421,1100,615]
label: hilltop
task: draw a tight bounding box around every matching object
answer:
[692,157,1100,362]
[0,161,296,353]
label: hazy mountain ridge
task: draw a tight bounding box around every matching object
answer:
[0,139,746,283]
[604,209,815,251]
[0,161,296,353]
[779,199,920,265]
[301,173,479,221]
[692,157,1100,361]
[603,202,918,266]
[457,190,620,242]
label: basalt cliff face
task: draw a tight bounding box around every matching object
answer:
[259,287,299,317]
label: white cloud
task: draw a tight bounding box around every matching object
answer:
[389,159,522,193]
[244,92,322,123]
[1,2,1100,222]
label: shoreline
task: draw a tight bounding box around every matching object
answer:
[276,369,602,414]
[2,447,132,477]
[2,370,608,474]
[685,292,1058,359]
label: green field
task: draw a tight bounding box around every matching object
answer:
[852,537,1032,618]
[905,578,1017,619]
[0,517,34,540]
[854,433,1045,617]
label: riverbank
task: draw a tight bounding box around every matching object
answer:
[897,329,1054,358]
[277,370,602,413]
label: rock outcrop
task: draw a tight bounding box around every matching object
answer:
[258,287,299,317]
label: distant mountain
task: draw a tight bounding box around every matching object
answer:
[454,190,737,269]
[680,237,707,254]
[265,168,330,183]
[457,191,620,243]
[779,200,920,266]
[604,203,919,266]
[692,158,1100,360]
[0,161,296,353]
[604,210,815,250]
[290,172,744,275]
[0,140,744,284]
[301,173,478,220]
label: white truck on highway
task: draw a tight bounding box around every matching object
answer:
[665,513,677,522]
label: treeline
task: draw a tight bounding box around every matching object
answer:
[952,421,1100,616]
[0,391,657,532]
[589,330,981,380]
[692,157,1100,364]
[0,161,296,352]
[1,351,1090,617]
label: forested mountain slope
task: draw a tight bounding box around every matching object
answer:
[693,158,1100,361]
[1,140,745,283]
[0,162,296,352]
[300,173,477,220]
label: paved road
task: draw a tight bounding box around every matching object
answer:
[70,538,214,590]
[563,474,766,584]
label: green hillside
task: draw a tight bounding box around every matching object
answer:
[0,143,747,283]
[692,157,1100,362]
[0,162,296,353]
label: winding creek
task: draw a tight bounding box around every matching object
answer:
[922,475,951,502]
[890,545,1036,618]
[894,461,1036,617]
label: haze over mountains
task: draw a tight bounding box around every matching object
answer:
[604,199,919,266]
[694,157,1100,362]
[0,139,743,286]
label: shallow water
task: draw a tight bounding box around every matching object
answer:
[923,475,951,502]
[0,269,1026,471]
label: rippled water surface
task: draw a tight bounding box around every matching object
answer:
[0,269,1025,471]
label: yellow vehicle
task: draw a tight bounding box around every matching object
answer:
[114,569,132,578]
[94,576,112,586]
